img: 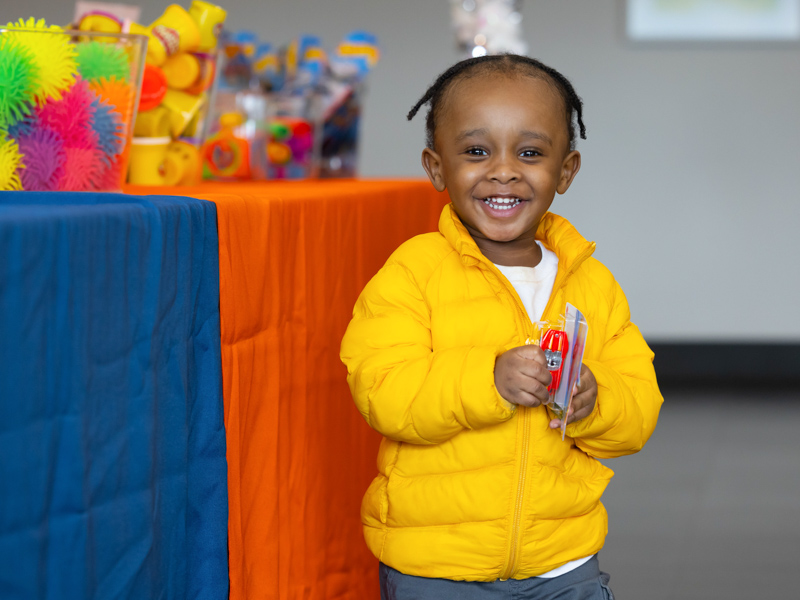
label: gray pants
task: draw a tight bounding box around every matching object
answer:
[379,555,614,600]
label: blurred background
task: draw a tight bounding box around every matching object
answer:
[23,0,800,344]
[14,1,800,598]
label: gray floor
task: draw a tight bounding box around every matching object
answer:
[598,388,800,599]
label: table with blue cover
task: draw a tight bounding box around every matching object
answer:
[0,192,228,599]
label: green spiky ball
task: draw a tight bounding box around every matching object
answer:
[0,35,38,130]
[75,41,129,84]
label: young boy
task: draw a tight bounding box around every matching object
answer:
[340,55,662,599]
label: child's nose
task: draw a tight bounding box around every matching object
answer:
[488,153,520,184]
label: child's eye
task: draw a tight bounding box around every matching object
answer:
[520,149,542,158]
[465,147,487,156]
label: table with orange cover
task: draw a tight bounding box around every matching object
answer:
[126,180,449,599]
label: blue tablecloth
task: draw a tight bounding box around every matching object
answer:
[0,193,228,599]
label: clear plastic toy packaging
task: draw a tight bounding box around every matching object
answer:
[532,303,589,439]
[203,30,379,180]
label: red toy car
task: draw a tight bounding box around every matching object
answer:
[541,329,567,393]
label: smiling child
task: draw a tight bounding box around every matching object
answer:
[340,54,662,600]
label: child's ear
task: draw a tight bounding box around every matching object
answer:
[557,150,581,194]
[421,148,446,192]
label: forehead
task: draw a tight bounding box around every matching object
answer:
[437,73,568,145]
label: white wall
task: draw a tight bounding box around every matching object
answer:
[19,0,800,341]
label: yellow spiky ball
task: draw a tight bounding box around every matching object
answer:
[0,135,25,191]
[4,18,78,105]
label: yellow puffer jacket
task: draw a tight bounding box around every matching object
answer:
[340,204,662,581]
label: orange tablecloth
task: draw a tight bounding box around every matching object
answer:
[125,180,449,599]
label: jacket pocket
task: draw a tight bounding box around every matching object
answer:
[599,571,615,600]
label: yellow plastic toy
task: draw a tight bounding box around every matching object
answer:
[189,0,227,52]
[77,12,123,35]
[161,89,205,137]
[161,53,201,90]
[128,137,171,185]
[162,139,201,185]
[126,1,227,186]
[134,106,171,137]
[129,5,200,66]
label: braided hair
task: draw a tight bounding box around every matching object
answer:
[407,54,586,151]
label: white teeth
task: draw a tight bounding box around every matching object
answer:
[483,197,521,210]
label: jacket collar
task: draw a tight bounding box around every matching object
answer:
[438,203,596,276]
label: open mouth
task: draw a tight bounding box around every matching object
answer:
[482,197,523,210]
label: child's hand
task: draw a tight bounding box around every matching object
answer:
[494,346,552,407]
[549,364,598,429]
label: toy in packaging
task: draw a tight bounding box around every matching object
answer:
[531,303,589,440]
[201,110,250,179]
[203,29,379,180]
[204,89,318,180]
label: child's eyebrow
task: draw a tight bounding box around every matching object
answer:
[455,128,488,142]
[519,130,553,145]
[454,128,553,145]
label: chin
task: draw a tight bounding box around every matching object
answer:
[481,228,524,243]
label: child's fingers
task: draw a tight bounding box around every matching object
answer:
[517,377,550,405]
[514,389,544,408]
[571,379,587,398]
[549,406,577,429]
[514,344,547,364]
[516,361,552,386]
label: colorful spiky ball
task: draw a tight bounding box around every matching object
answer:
[90,97,123,164]
[75,41,129,84]
[36,77,98,150]
[59,147,103,191]
[0,135,25,191]
[0,35,38,130]
[7,114,37,138]
[4,18,77,105]
[16,127,65,191]
[89,76,134,125]
[3,18,136,191]
[94,155,124,191]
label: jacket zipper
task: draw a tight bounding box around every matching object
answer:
[494,268,535,581]
[501,401,530,580]
[489,241,596,580]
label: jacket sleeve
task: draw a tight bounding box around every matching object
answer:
[340,261,515,445]
[565,278,663,458]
